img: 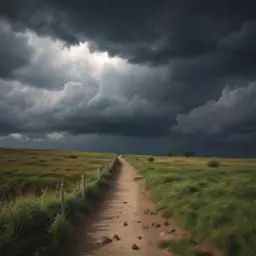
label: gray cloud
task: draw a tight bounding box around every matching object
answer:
[172,81,256,142]
[0,20,34,78]
[1,1,255,63]
[1,1,256,157]
[0,32,176,138]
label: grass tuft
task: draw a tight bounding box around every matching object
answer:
[207,159,220,168]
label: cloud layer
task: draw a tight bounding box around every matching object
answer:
[1,1,256,156]
[173,82,256,137]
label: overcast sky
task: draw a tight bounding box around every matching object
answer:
[0,1,256,157]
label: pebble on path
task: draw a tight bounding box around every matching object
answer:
[131,243,140,250]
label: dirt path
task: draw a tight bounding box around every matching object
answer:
[70,158,175,256]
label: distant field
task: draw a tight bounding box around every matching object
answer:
[0,148,115,199]
[128,155,256,256]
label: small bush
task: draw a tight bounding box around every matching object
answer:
[207,159,220,168]
[148,157,155,162]
[168,152,172,157]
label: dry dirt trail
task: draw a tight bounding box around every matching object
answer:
[69,157,177,256]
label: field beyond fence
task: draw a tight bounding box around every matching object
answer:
[0,148,118,256]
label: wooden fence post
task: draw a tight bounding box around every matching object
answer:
[81,175,86,200]
[98,168,101,180]
[60,182,65,215]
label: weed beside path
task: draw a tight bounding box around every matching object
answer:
[128,156,256,256]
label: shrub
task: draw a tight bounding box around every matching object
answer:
[148,157,155,162]
[168,152,172,157]
[207,159,220,168]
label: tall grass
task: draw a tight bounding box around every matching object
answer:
[0,158,118,256]
[128,156,256,256]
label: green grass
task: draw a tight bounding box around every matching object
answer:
[159,237,213,256]
[128,155,256,256]
[0,147,118,256]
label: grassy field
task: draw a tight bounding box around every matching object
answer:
[128,155,256,256]
[0,147,114,200]
[0,147,117,256]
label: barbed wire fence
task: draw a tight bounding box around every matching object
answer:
[58,156,118,216]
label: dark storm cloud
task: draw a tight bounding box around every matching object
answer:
[0,75,174,138]
[0,21,34,78]
[1,0,256,157]
[172,82,256,142]
[2,0,253,115]
[1,0,255,62]
[56,115,171,137]
[2,1,256,84]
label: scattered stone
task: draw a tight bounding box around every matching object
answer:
[113,234,121,240]
[123,201,128,204]
[123,221,128,226]
[191,239,198,245]
[160,232,165,237]
[99,236,112,245]
[144,209,150,214]
[155,223,161,228]
[143,225,149,230]
[167,229,176,233]
[138,236,142,240]
[163,221,170,226]
[151,222,156,228]
[131,243,140,250]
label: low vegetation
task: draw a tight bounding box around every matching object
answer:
[128,155,256,256]
[0,148,118,256]
[207,159,221,168]
[148,156,155,162]
[0,148,114,200]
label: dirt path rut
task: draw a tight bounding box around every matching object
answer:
[70,158,174,256]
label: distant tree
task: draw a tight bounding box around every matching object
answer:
[168,152,172,157]
[183,151,194,157]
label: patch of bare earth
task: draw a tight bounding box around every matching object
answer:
[69,158,223,256]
